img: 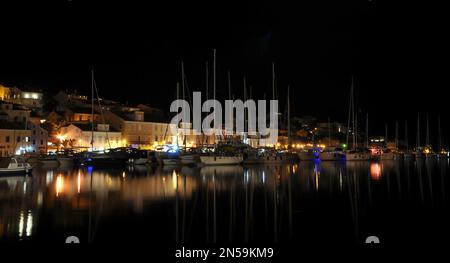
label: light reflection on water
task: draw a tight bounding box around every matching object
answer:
[0,159,448,245]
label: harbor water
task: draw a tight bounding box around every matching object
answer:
[0,159,449,246]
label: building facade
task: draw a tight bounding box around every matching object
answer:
[60,123,123,151]
[0,124,32,156]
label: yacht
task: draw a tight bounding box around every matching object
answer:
[39,154,59,167]
[180,149,200,165]
[0,157,33,175]
[319,147,346,161]
[345,148,372,161]
[297,147,317,161]
[127,149,150,165]
[380,149,396,160]
[200,155,243,165]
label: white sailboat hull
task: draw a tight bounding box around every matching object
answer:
[180,154,199,165]
[200,156,243,165]
[128,158,148,165]
[319,152,345,161]
[345,152,371,161]
[162,158,180,166]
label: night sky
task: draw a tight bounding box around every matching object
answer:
[0,0,448,142]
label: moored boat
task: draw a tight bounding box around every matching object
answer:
[297,148,317,161]
[319,147,346,161]
[127,149,150,165]
[380,149,395,160]
[0,157,32,175]
[39,155,59,167]
[162,158,181,166]
[200,155,243,165]
[180,150,200,165]
[345,148,372,161]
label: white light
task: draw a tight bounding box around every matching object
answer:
[26,210,33,236]
[18,210,24,237]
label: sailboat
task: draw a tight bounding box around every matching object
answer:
[79,70,130,166]
[403,120,414,159]
[424,114,437,159]
[178,62,200,165]
[199,50,243,166]
[380,123,395,160]
[260,63,292,163]
[436,116,449,159]
[344,76,371,161]
[414,113,426,159]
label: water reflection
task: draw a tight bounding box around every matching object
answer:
[0,159,448,245]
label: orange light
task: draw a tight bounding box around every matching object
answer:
[370,163,382,181]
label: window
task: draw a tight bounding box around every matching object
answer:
[33,140,36,145]
[6,136,10,143]
[17,136,21,142]
[40,140,44,145]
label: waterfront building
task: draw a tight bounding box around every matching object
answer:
[60,123,123,151]
[0,122,32,156]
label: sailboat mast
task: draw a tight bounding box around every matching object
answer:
[354,111,358,149]
[90,69,95,151]
[395,121,399,150]
[438,116,442,152]
[227,70,231,101]
[426,113,430,147]
[205,61,209,101]
[385,123,388,148]
[176,82,180,146]
[405,120,409,152]
[416,112,420,149]
[213,49,217,143]
[346,76,354,148]
[365,113,369,148]
[181,62,186,148]
[213,49,216,102]
[272,63,275,100]
[328,117,331,147]
[288,85,291,147]
[243,76,247,143]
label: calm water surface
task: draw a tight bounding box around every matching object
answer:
[1,159,449,246]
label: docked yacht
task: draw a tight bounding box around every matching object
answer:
[345,148,372,161]
[127,149,151,165]
[380,149,396,160]
[297,148,317,161]
[319,147,346,161]
[200,155,243,165]
[39,154,59,167]
[0,157,32,175]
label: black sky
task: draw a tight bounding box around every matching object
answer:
[0,0,448,140]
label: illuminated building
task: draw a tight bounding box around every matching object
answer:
[0,85,43,110]
[0,122,32,156]
[59,123,123,151]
